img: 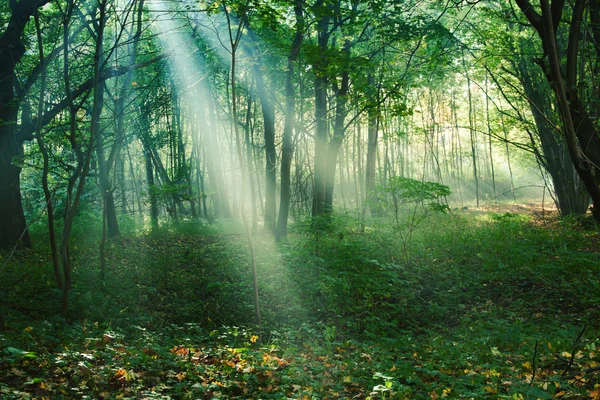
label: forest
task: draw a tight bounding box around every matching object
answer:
[1,0,600,398]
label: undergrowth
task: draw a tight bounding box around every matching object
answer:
[1,210,599,398]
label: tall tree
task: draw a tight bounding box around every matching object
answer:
[0,0,52,250]
[515,0,600,222]
[276,0,304,240]
[311,0,330,216]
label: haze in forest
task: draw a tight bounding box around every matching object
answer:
[1,0,599,397]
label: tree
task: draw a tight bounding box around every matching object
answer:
[276,0,304,240]
[515,0,600,222]
[0,0,51,250]
[473,2,590,215]
[311,0,330,216]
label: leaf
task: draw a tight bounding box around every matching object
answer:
[6,347,28,356]
[11,368,26,377]
[24,378,44,385]
[526,386,555,399]
[485,386,497,394]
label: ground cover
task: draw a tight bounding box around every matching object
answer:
[1,207,599,399]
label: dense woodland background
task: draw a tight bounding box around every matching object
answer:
[1,0,600,398]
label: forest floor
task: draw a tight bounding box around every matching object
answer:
[476,201,557,215]
[1,204,600,399]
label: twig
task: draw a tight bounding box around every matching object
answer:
[562,308,599,376]
[530,339,538,385]
[584,365,600,374]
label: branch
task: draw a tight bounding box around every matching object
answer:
[18,55,165,142]
[514,0,543,33]
[565,0,584,93]
[17,20,91,102]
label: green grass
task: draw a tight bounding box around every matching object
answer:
[1,210,600,398]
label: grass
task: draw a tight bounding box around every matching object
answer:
[1,207,600,398]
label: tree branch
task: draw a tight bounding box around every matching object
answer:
[18,55,165,142]
[514,0,543,33]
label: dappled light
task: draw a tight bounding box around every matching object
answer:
[1,0,600,398]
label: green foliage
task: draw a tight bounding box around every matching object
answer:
[374,177,450,264]
[2,211,600,398]
[378,176,451,209]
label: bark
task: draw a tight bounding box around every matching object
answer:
[95,113,120,237]
[223,1,260,325]
[324,42,350,212]
[61,0,107,317]
[276,0,304,240]
[247,51,276,232]
[0,135,31,250]
[465,60,479,207]
[0,1,160,249]
[34,11,61,288]
[365,74,379,214]
[140,109,159,230]
[312,0,330,216]
[516,0,600,221]
[485,73,497,198]
[145,149,159,230]
[245,92,258,233]
[207,98,231,217]
[0,0,51,250]
[517,58,589,214]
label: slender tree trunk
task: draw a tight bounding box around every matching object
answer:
[500,114,516,201]
[96,130,120,237]
[465,60,479,207]
[34,11,61,289]
[61,0,108,317]
[485,73,496,199]
[208,99,231,217]
[248,54,276,232]
[223,3,260,325]
[324,38,351,213]
[125,144,143,216]
[245,91,258,233]
[452,89,464,206]
[352,124,361,209]
[312,1,330,216]
[365,74,379,214]
[139,107,159,230]
[276,0,304,240]
[95,0,143,237]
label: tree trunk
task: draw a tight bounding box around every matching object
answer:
[485,73,497,199]
[244,91,259,233]
[323,39,351,213]
[516,0,600,221]
[517,58,589,214]
[365,74,379,215]
[34,11,61,288]
[248,55,277,232]
[0,0,49,250]
[0,136,31,250]
[96,126,120,237]
[145,148,159,231]
[276,0,303,240]
[61,0,107,317]
[465,61,479,208]
[224,2,261,325]
[312,1,330,217]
